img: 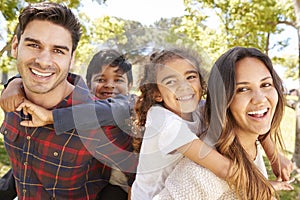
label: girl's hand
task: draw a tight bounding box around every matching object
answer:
[272,153,294,181]
[16,99,54,127]
[269,179,294,191]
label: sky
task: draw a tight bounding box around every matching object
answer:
[81,0,186,25]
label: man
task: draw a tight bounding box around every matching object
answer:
[0,2,136,199]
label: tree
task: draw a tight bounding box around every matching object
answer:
[179,0,295,60]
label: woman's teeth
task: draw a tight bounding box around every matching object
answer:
[248,108,268,116]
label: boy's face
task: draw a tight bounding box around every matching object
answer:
[90,65,130,99]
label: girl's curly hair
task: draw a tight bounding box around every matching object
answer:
[132,47,208,153]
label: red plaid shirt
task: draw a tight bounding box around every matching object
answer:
[1,73,137,200]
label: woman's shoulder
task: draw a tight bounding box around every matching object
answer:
[162,157,237,199]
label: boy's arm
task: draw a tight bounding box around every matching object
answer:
[0,77,24,112]
[260,135,293,181]
[177,139,231,179]
[16,95,132,135]
[52,95,132,134]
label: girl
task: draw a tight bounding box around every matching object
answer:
[131,47,231,199]
[155,47,294,200]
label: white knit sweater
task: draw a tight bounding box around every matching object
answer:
[153,157,238,200]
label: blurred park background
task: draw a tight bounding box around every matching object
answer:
[1,0,300,199]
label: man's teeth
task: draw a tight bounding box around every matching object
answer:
[248,108,268,115]
[31,69,52,77]
[177,95,193,101]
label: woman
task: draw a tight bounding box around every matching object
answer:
[154,47,293,200]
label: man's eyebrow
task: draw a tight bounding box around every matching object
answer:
[53,45,70,52]
[24,37,41,44]
[24,37,70,52]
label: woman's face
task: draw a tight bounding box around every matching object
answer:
[229,57,278,139]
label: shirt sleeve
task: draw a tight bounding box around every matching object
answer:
[3,74,21,88]
[53,95,131,135]
[146,106,198,155]
[158,117,198,155]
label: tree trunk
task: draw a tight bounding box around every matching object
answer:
[1,71,8,85]
[294,101,300,167]
[293,0,300,167]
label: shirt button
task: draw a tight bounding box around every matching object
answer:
[23,189,26,193]
[26,136,31,140]
[3,130,7,135]
[24,162,28,165]
[53,152,59,157]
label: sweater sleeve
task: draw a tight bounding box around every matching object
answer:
[53,95,131,135]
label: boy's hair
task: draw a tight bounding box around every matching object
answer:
[17,2,82,53]
[86,49,133,89]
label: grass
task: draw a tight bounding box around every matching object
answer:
[0,94,298,198]
[277,105,300,199]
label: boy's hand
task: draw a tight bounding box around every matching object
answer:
[16,99,54,127]
[0,78,24,112]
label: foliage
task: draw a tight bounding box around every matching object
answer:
[73,13,127,75]
[273,55,299,80]
[180,0,296,63]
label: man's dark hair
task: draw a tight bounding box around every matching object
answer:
[17,2,82,53]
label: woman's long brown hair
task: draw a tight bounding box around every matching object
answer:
[205,47,285,199]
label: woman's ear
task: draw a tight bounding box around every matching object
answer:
[153,91,163,102]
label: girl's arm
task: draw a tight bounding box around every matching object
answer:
[260,135,294,181]
[177,139,231,179]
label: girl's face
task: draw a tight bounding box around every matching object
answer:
[229,57,278,140]
[90,65,130,99]
[156,58,202,120]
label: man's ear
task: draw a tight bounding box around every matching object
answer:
[70,52,76,69]
[11,35,18,58]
